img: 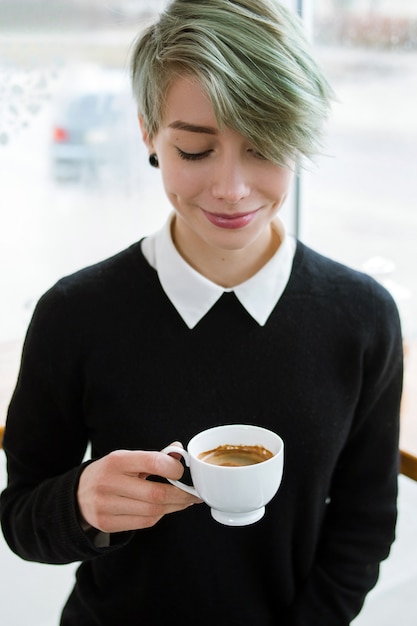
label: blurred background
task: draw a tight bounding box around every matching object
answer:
[0,1,416,624]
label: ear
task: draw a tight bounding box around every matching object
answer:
[138,116,153,151]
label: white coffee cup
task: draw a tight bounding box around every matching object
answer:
[162,424,284,526]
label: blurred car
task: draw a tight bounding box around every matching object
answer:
[50,68,138,184]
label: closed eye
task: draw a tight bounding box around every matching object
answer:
[176,147,212,161]
[249,149,267,161]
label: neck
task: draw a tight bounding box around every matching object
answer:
[171,218,282,288]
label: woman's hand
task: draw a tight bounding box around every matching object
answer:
[77,447,201,533]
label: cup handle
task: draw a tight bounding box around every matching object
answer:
[161,445,199,497]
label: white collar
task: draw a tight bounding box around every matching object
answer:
[141,214,296,329]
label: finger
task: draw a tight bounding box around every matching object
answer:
[101,471,198,506]
[105,449,186,481]
[164,440,184,461]
[85,482,200,533]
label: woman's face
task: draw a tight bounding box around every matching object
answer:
[141,76,294,277]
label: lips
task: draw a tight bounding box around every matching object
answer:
[202,209,258,230]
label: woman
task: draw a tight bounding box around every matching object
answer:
[0,1,403,624]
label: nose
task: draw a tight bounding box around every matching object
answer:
[211,158,251,204]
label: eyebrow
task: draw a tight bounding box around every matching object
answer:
[168,121,218,135]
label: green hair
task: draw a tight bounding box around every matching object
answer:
[130,0,333,166]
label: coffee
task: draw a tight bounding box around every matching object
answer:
[198,444,273,467]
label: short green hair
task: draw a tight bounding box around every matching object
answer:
[130,0,333,166]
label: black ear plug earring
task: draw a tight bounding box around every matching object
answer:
[149,153,159,168]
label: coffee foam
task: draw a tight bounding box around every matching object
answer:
[198,444,273,467]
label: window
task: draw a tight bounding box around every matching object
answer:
[0,1,172,419]
[301,0,417,456]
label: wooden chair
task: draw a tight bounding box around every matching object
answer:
[400,449,417,482]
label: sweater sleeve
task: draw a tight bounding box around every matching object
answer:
[285,282,403,626]
[0,283,132,564]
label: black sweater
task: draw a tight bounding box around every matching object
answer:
[1,240,403,625]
